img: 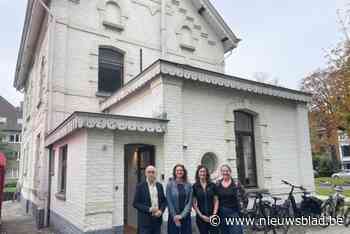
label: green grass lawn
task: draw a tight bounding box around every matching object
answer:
[315,177,350,197]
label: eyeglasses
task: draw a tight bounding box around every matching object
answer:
[147,171,155,174]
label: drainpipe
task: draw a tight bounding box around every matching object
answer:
[46,146,53,227]
[161,0,166,58]
[36,0,56,228]
[36,0,56,133]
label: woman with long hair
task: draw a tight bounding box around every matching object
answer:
[216,164,245,234]
[166,164,193,234]
[193,165,219,234]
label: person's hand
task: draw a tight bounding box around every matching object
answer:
[150,207,158,214]
[154,210,162,217]
[174,215,181,226]
[200,215,210,223]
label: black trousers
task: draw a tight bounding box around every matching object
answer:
[196,217,219,234]
[138,224,161,234]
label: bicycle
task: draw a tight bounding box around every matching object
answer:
[321,185,350,227]
[242,191,289,234]
[281,179,323,219]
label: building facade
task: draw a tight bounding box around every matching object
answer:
[338,130,350,170]
[0,96,22,183]
[14,0,314,233]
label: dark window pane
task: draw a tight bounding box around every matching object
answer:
[235,112,253,132]
[234,111,257,188]
[342,145,350,157]
[9,135,15,143]
[98,48,123,93]
[60,145,68,193]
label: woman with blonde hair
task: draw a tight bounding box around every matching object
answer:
[216,164,245,234]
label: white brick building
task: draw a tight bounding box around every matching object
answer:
[14,0,314,233]
[338,130,350,170]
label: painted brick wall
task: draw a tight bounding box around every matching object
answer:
[84,129,115,232]
[178,80,315,193]
[47,0,226,132]
[50,129,87,231]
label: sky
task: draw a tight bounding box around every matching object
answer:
[0,0,347,106]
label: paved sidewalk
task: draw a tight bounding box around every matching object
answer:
[1,201,349,234]
[0,201,54,234]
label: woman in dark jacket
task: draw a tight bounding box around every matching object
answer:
[166,164,193,234]
[193,165,219,234]
[216,164,245,234]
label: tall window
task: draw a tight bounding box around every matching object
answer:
[98,47,124,93]
[234,111,257,188]
[58,145,68,195]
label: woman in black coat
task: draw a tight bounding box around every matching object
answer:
[193,165,219,234]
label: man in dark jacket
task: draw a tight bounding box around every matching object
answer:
[133,165,167,234]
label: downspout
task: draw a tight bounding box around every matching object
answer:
[37,0,56,228]
[37,0,56,132]
[46,146,53,227]
[161,0,166,58]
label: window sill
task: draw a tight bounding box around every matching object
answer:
[55,192,66,201]
[180,43,196,52]
[102,21,124,31]
[96,91,113,98]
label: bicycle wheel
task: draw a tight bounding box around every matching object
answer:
[320,202,333,228]
[344,208,350,227]
[277,206,291,234]
[252,203,272,232]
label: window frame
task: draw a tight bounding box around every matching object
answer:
[97,46,125,96]
[201,152,218,174]
[234,111,258,188]
[342,145,350,158]
[56,145,68,200]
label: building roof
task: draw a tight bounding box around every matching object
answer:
[0,96,22,132]
[190,0,241,52]
[45,112,168,147]
[13,0,48,90]
[101,59,312,111]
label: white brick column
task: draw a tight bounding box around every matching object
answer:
[161,77,184,179]
[85,129,115,231]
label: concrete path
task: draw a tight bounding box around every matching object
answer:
[0,201,54,234]
[1,201,349,234]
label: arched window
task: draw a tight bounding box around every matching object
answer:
[234,111,257,188]
[105,1,121,24]
[98,47,124,93]
[201,152,218,174]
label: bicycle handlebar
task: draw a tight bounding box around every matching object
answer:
[281,180,307,191]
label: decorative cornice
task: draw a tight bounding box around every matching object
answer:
[100,59,311,111]
[45,111,168,147]
[159,61,312,103]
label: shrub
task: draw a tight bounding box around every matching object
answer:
[318,157,340,177]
